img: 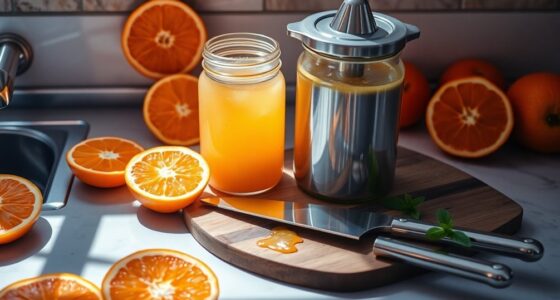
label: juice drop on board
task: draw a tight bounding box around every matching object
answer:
[257,227,303,254]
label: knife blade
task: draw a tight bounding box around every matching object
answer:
[201,196,520,288]
[201,197,543,262]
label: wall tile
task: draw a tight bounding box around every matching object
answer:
[462,0,560,10]
[265,0,339,11]
[187,0,263,12]
[372,0,460,10]
[4,0,560,13]
[84,0,263,12]
[265,0,461,11]
[14,0,80,12]
[83,0,142,12]
[0,0,11,12]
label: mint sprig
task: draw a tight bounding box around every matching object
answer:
[382,194,424,220]
[426,209,472,247]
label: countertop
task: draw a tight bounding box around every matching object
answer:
[1,105,559,300]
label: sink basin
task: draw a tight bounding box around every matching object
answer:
[0,121,89,210]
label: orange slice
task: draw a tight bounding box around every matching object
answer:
[125,146,209,213]
[121,0,207,79]
[0,273,102,300]
[144,74,200,146]
[426,77,514,158]
[66,137,144,188]
[102,249,219,300]
[0,174,42,245]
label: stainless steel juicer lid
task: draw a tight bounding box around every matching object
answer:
[287,0,420,58]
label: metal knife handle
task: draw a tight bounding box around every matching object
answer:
[389,218,543,262]
[373,236,512,288]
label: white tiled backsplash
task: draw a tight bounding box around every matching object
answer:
[2,0,560,13]
[2,11,559,90]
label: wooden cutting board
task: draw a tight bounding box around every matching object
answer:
[183,148,523,291]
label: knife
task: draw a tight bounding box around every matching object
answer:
[201,197,544,288]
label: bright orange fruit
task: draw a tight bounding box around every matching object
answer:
[400,61,431,128]
[102,249,219,300]
[121,0,207,79]
[0,273,102,300]
[0,174,42,245]
[67,137,144,188]
[426,77,513,158]
[441,58,505,90]
[144,74,200,146]
[507,72,560,153]
[125,146,209,213]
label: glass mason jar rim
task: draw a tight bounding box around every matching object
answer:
[202,32,282,84]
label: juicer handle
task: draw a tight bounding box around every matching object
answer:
[373,236,512,288]
[405,23,420,41]
[389,218,544,262]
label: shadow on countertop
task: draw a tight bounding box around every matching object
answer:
[0,217,52,266]
[137,206,188,234]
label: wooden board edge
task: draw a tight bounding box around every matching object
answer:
[183,210,425,292]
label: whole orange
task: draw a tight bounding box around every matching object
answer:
[507,72,560,153]
[399,62,431,128]
[441,58,505,89]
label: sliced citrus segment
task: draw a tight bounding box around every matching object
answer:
[102,249,219,300]
[121,0,207,79]
[67,137,144,188]
[0,174,42,244]
[125,146,209,213]
[0,273,102,300]
[144,74,200,146]
[426,77,513,158]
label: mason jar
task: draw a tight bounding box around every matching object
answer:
[199,33,285,195]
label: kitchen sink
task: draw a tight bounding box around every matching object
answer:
[0,121,89,210]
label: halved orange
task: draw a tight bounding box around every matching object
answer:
[0,273,102,299]
[426,77,514,158]
[125,146,209,213]
[144,74,200,146]
[66,137,144,188]
[121,0,207,79]
[0,174,42,245]
[102,249,219,300]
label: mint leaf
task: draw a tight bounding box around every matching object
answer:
[441,223,453,233]
[450,230,472,247]
[406,195,425,207]
[382,195,408,210]
[407,208,421,220]
[382,194,424,220]
[426,227,446,240]
[436,209,452,227]
[425,209,472,247]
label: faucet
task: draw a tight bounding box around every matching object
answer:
[0,33,33,109]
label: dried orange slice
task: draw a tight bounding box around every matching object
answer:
[144,74,200,146]
[102,249,219,300]
[0,273,102,299]
[121,0,207,79]
[125,146,209,213]
[426,77,514,158]
[66,137,144,188]
[0,174,42,245]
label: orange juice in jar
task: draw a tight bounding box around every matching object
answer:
[199,33,285,195]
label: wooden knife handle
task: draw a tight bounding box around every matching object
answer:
[373,236,512,288]
[389,218,544,262]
